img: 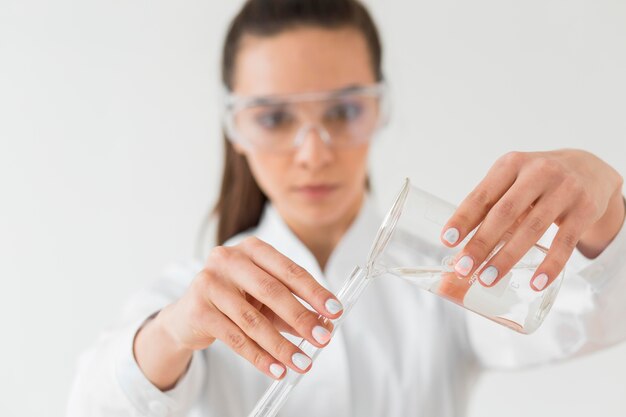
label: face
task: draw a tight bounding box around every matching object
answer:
[231,26,376,229]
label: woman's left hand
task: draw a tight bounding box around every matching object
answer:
[440,149,625,291]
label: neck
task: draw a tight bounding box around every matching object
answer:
[285,193,365,271]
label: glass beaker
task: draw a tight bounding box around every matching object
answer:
[247,178,564,417]
[369,178,564,335]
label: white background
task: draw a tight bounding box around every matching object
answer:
[1,0,625,416]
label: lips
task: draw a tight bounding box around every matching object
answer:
[293,183,339,198]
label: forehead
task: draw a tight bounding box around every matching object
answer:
[232,26,376,96]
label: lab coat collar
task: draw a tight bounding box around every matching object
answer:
[254,194,382,292]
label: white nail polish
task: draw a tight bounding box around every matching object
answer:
[269,363,285,378]
[443,227,460,245]
[455,256,474,277]
[325,298,343,315]
[533,273,548,291]
[479,266,498,286]
[292,352,312,371]
[312,325,331,344]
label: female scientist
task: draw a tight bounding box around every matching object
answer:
[68,1,626,416]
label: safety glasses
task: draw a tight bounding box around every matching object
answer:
[222,83,389,153]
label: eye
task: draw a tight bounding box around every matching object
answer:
[325,102,363,122]
[254,108,293,129]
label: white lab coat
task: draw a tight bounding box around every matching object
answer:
[67,196,626,417]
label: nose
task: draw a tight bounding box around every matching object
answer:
[293,125,334,170]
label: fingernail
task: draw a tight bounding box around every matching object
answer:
[312,325,331,344]
[479,266,498,286]
[325,298,343,315]
[292,352,312,371]
[455,255,474,277]
[443,227,460,245]
[269,363,285,378]
[532,273,548,291]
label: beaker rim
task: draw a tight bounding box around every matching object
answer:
[366,178,411,269]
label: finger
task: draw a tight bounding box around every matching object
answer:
[209,280,314,374]
[437,271,473,304]
[246,291,300,335]
[259,303,300,336]
[240,237,344,318]
[207,305,288,380]
[222,249,334,349]
[474,192,565,287]
[530,217,587,291]
[440,152,523,247]
[452,178,543,280]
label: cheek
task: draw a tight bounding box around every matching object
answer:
[338,145,370,183]
[245,153,290,198]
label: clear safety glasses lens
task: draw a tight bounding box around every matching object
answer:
[223,84,388,152]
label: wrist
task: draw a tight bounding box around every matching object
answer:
[133,307,194,391]
[150,305,194,357]
[577,187,626,259]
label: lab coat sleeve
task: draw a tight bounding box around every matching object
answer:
[466,214,626,371]
[66,260,207,417]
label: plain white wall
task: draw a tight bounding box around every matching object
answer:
[1,0,625,416]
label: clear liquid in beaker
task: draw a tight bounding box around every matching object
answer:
[384,264,560,334]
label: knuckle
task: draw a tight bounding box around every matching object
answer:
[542,258,563,275]
[310,283,330,302]
[285,261,307,282]
[556,230,578,251]
[501,229,515,242]
[493,199,516,219]
[203,267,222,284]
[495,249,517,268]
[252,350,267,369]
[195,269,221,301]
[275,338,293,358]
[208,246,231,263]
[258,277,284,299]
[499,151,526,168]
[242,236,261,250]
[227,331,247,351]
[469,234,491,253]
[533,157,563,177]
[293,308,314,328]
[454,211,472,225]
[241,308,263,330]
[560,176,583,196]
[193,270,211,292]
[469,189,491,207]
[527,215,546,235]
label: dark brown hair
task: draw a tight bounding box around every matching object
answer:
[212,0,384,245]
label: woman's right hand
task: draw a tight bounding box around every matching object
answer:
[136,236,344,387]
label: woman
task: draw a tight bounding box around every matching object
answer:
[68,1,626,416]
